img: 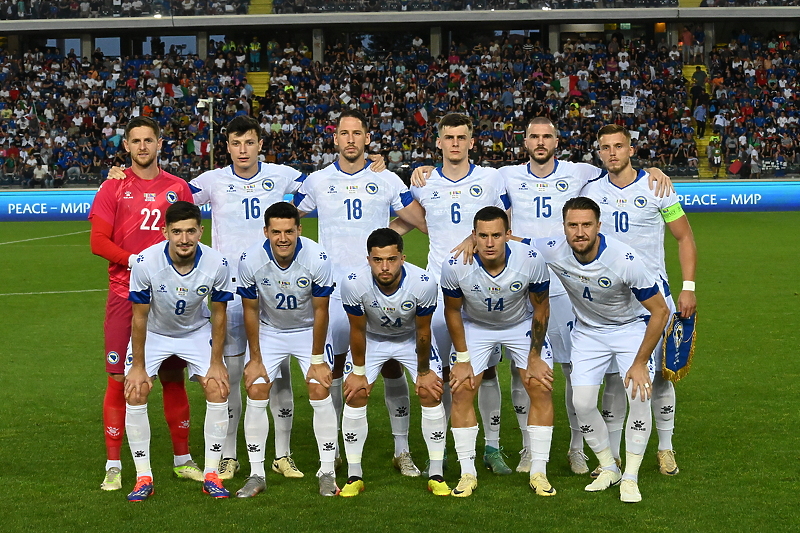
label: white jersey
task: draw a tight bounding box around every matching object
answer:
[295,162,413,284]
[237,236,334,331]
[500,160,603,295]
[534,234,659,329]
[411,164,509,282]
[440,239,550,328]
[341,262,437,340]
[129,242,234,336]
[580,169,681,283]
[189,163,304,262]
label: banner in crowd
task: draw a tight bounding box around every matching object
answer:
[0,183,797,221]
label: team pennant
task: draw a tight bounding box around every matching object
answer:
[661,312,696,383]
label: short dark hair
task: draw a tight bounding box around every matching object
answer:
[226,115,261,140]
[562,196,600,222]
[473,206,509,231]
[125,116,160,140]
[597,124,631,143]
[438,113,473,136]
[337,109,369,131]
[263,201,301,228]
[165,201,202,226]
[526,116,557,136]
[367,228,404,254]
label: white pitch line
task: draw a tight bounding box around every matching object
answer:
[0,230,90,246]
[0,289,106,297]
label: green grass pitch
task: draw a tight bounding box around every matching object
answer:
[0,212,798,532]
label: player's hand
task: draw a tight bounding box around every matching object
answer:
[107,165,126,180]
[243,358,269,389]
[410,165,435,187]
[204,361,230,399]
[124,366,153,403]
[449,361,475,393]
[624,363,652,402]
[450,234,477,265]
[677,290,696,318]
[646,167,675,197]
[415,369,443,401]
[522,356,554,391]
[344,372,369,402]
[367,153,386,172]
[306,362,333,388]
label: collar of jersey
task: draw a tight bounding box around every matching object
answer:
[263,236,303,270]
[334,161,368,176]
[573,233,607,265]
[372,265,407,296]
[163,241,203,275]
[435,164,475,183]
[607,168,646,190]
[527,159,558,179]
[473,243,512,278]
[230,162,262,180]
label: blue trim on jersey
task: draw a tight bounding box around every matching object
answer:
[529,280,550,293]
[189,182,202,194]
[343,303,364,316]
[211,289,234,302]
[312,284,335,297]
[163,241,203,276]
[527,159,558,179]
[631,282,659,302]
[441,287,463,298]
[295,173,307,184]
[608,169,647,190]
[416,304,436,316]
[237,285,258,299]
[660,276,671,297]
[293,191,306,206]
[129,289,151,304]
[500,193,511,210]
[372,265,407,297]
[230,162,262,181]
[520,238,531,245]
[584,169,609,185]
[473,243,512,278]
[333,161,368,176]
[399,190,413,207]
[262,238,304,271]
[435,164,476,184]
[574,234,608,265]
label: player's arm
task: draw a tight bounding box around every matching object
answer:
[366,153,386,172]
[90,215,137,268]
[626,291,670,401]
[125,302,153,403]
[409,165,435,187]
[344,310,369,402]
[443,293,474,393]
[666,213,697,318]
[644,167,675,197]
[205,300,230,399]
[395,199,428,235]
[241,292,268,388]
[414,311,442,401]
[523,286,553,390]
[307,294,332,388]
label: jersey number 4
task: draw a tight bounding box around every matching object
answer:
[484,297,504,311]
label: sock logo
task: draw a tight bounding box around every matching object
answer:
[106,426,121,437]
[490,415,500,426]
[228,408,233,420]
[179,420,190,429]
[580,425,593,434]
[279,408,293,418]
[344,432,357,443]
[660,405,674,415]
[431,431,444,442]
[323,442,336,451]
[631,420,646,431]
[211,443,222,452]
[248,444,260,452]
[134,450,146,458]
[602,410,613,419]
[514,405,527,415]
[395,406,408,417]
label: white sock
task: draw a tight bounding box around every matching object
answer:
[528,425,553,475]
[244,398,269,478]
[222,354,243,459]
[421,404,446,477]
[383,375,411,456]
[270,357,294,458]
[310,396,338,474]
[106,460,122,470]
[126,403,152,478]
[478,376,501,449]
[625,381,652,457]
[174,454,192,467]
[452,425,479,477]
[572,385,611,456]
[602,374,627,461]
[204,400,229,476]
[330,376,343,459]
[561,363,584,452]
[623,450,644,482]
[510,365,530,452]
[652,373,676,450]
[342,404,368,478]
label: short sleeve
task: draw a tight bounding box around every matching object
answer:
[340,275,364,316]
[189,172,211,205]
[237,250,258,299]
[439,259,463,299]
[211,256,234,302]
[128,254,151,303]
[311,246,335,297]
[416,276,438,316]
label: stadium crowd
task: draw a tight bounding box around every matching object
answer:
[4,27,800,188]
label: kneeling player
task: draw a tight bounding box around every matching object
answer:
[339,228,448,497]
[124,202,233,501]
[441,206,554,498]
[237,202,340,497]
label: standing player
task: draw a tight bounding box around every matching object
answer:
[124,202,234,501]
[535,197,670,503]
[581,124,696,476]
[236,202,339,497]
[339,228,448,497]
[89,116,197,491]
[295,110,428,475]
[441,207,553,498]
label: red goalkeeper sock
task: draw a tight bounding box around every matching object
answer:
[162,380,191,456]
[103,376,126,461]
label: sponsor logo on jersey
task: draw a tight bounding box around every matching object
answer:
[420,274,430,282]
[598,277,612,288]
[296,277,310,288]
[262,179,275,191]
[401,300,414,311]
[107,351,120,365]
[556,179,569,192]
[600,196,609,205]
[278,280,291,288]
[616,198,627,207]
[509,281,523,292]
[519,182,529,191]
[449,190,461,199]
[489,286,501,293]
[346,185,358,193]
[196,285,210,295]
[227,185,236,193]
[431,191,440,199]
[470,185,483,197]
[123,191,133,199]
[157,284,167,293]
[370,300,379,308]
[176,287,188,297]
[382,306,396,313]
[261,278,271,286]
[560,270,571,279]
[166,191,178,203]
[536,183,548,191]
[366,182,379,194]
[244,183,256,193]
[471,284,481,292]
[634,196,647,208]
[144,192,156,202]
[578,275,590,284]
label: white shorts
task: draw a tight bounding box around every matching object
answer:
[125,324,214,381]
[548,292,575,364]
[570,320,656,387]
[344,333,443,384]
[245,326,333,385]
[330,294,350,356]
[461,320,553,376]
[223,294,247,357]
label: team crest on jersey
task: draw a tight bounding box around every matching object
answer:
[556,180,569,192]
[176,287,188,297]
[344,361,354,374]
[470,185,483,197]
[449,352,457,366]
[262,179,275,191]
[107,351,120,365]
[196,285,210,296]
[296,277,310,288]
[328,185,337,194]
[125,353,134,366]
[144,192,156,202]
[509,281,523,292]
[166,191,178,203]
[634,196,647,208]
[366,182,379,194]
[598,277,612,288]
[401,300,414,311]
[244,183,257,193]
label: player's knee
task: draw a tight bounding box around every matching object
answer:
[345,388,369,407]
[451,385,476,405]
[307,382,328,401]
[247,382,271,401]
[526,379,553,402]
[418,390,440,408]
[571,388,597,417]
